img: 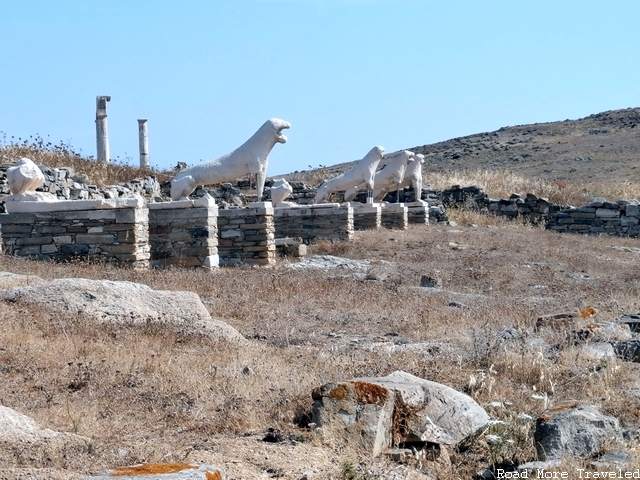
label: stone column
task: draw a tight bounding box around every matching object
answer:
[137,119,150,169]
[96,96,111,163]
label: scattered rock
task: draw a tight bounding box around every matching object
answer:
[576,321,633,342]
[312,370,490,457]
[534,404,623,460]
[613,340,640,362]
[419,275,440,288]
[589,450,632,469]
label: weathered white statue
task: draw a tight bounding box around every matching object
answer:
[344,150,415,202]
[370,153,425,201]
[270,178,293,205]
[171,118,291,201]
[6,158,45,196]
[314,146,385,203]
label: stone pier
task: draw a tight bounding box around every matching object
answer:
[217,202,275,266]
[148,196,218,268]
[351,202,381,230]
[381,203,408,230]
[405,201,429,224]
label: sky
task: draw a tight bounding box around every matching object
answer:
[2,0,640,176]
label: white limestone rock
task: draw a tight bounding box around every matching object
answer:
[0,271,44,289]
[0,405,89,472]
[0,278,245,343]
[85,462,227,479]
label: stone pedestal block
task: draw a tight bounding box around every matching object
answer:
[148,197,219,268]
[381,203,408,230]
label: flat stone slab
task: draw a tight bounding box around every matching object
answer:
[4,195,144,213]
[84,462,226,479]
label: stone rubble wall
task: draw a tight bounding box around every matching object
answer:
[0,164,162,213]
[441,184,640,237]
[217,203,275,266]
[547,198,640,235]
[274,203,354,243]
[0,204,150,268]
[148,201,219,268]
[441,185,563,223]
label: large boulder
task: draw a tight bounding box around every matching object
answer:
[312,370,490,457]
[0,278,245,343]
[0,405,89,470]
[534,404,624,460]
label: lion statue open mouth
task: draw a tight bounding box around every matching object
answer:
[171,118,291,202]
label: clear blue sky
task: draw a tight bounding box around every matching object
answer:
[2,0,639,176]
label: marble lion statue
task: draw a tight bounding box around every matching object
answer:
[344,150,415,202]
[6,157,45,196]
[370,153,425,201]
[171,118,291,201]
[270,178,293,205]
[314,146,385,203]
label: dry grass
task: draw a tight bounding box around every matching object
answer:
[2,129,640,476]
[1,211,640,477]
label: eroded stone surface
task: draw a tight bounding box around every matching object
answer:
[6,158,45,196]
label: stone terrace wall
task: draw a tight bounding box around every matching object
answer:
[217,202,275,266]
[274,203,354,243]
[0,199,149,268]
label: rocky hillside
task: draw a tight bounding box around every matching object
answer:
[289,107,640,186]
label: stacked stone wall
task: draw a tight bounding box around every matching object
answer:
[274,204,353,243]
[217,202,275,266]
[0,201,149,268]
